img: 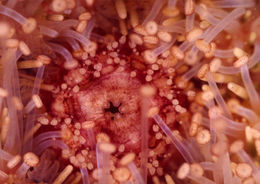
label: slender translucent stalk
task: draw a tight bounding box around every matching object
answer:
[39,26,59,38]
[218,42,260,74]
[219,115,246,131]
[201,27,213,39]
[200,162,214,170]
[90,33,106,43]
[2,49,22,154]
[128,163,145,184]
[153,114,195,163]
[248,43,260,68]
[209,119,217,144]
[142,0,166,25]
[96,144,110,184]
[179,40,192,52]
[0,4,27,24]
[0,169,8,182]
[214,49,234,58]
[42,19,78,31]
[140,98,149,183]
[34,139,68,155]
[159,20,186,33]
[211,0,255,8]
[182,62,202,81]
[253,172,260,184]
[222,153,233,184]
[48,43,73,62]
[87,128,96,150]
[61,30,90,47]
[24,99,36,113]
[195,5,220,25]
[65,38,81,51]
[23,66,45,154]
[202,116,245,137]
[100,153,110,184]
[83,18,96,39]
[185,46,199,64]
[185,139,204,162]
[213,155,224,184]
[159,24,186,33]
[241,64,260,112]
[204,98,217,144]
[80,168,90,184]
[233,105,260,123]
[30,67,44,96]
[0,148,13,160]
[186,14,195,32]
[152,37,176,57]
[206,73,232,119]
[96,143,103,181]
[16,162,30,177]
[207,8,228,18]
[33,131,61,145]
[204,8,245,43]
[237,149,259,172]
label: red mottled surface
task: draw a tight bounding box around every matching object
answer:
[74,72,142,150]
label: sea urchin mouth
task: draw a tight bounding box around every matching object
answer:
[73,72,143,150]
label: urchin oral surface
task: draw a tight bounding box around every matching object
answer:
[75,72,142,149]
[0,0,260,184]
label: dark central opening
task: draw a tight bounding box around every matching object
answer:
[104,101,121,114]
